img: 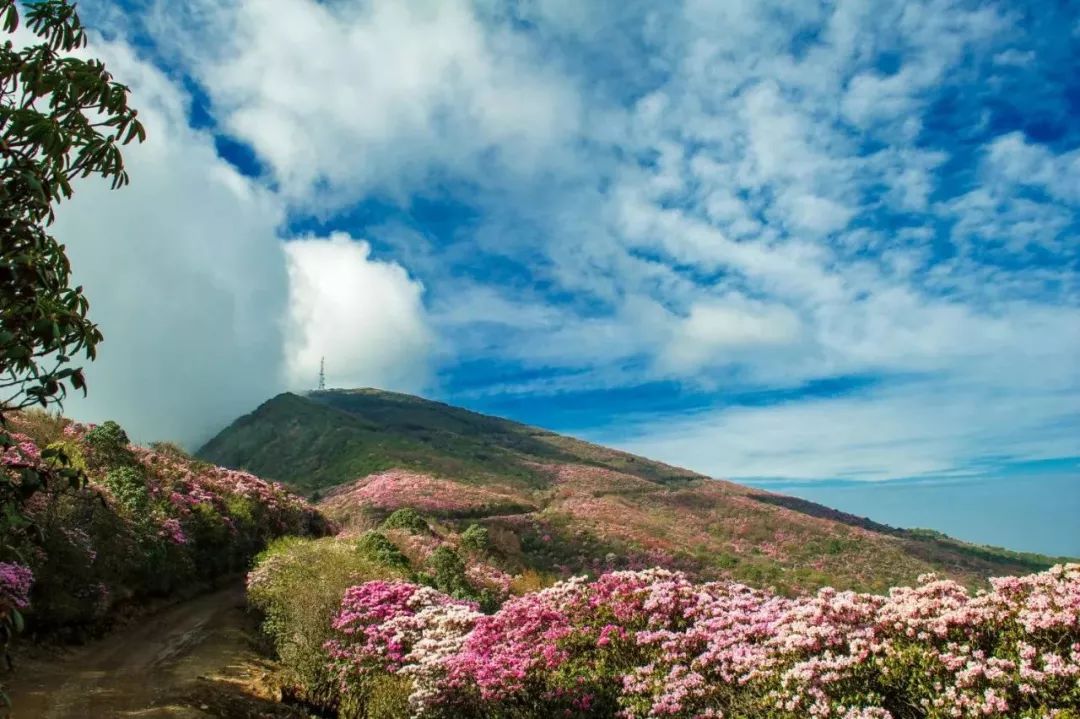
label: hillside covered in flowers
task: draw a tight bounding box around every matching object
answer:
[196,388,1080,718]
[0,410,326,639]
[247,516,1080,718]
[204,389,1067,594]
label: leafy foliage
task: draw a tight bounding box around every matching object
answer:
[357,530,410,571]
[101,465,146,512]
[423,545,471,598]
[0,1,143,697]
[85,419,132,467]
[382,507,428,535]
[0,0,144,413]
[460,524,489,553]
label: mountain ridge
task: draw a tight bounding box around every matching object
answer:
[197,388,1069,593]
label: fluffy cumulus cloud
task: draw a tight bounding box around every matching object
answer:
[284,235,432,392]
[52,39,288,446]
[52,30,433,446]
[63,0,1080,477]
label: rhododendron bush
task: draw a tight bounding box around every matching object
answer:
[0,413,325,633]
[315,565,1080,719]
[321,470,535,526]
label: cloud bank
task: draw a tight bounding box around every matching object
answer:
[54,38,432,446]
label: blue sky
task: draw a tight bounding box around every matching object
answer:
[53,1,1078,499]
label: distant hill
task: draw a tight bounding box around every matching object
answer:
[198,389,1070,593]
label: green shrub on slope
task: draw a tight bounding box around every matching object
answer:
[381,507,428,534]
[247,537,406,711]
[460,523,490,553]
[357,531,411,571]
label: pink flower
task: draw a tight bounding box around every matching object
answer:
[0,562,34,611]
[159,518,188,545]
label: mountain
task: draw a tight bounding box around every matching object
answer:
[198,388,1068,593]
[197,389,702,494]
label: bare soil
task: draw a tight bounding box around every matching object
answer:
[4,584,309,719]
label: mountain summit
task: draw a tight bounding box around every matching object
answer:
[198,389,1064,592]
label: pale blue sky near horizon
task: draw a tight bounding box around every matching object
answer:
[745,470,1080,557]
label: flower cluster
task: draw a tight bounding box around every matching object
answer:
[464,562,514,600]
[0,563,33,611]
[325,579,482,712]
[2,415,325,633]
[158,517,188,545]
[325,565,1080,718]
[0,432,42,471]
[321,470,533,520]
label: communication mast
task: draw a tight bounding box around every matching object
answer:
[318,356,326,391]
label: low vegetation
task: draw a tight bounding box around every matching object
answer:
[246,509,1080,718]
[197,389,701,495]
[0,411,325,640]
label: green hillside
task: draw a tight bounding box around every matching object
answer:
[197,389,701,494]
[198,389,1070,593]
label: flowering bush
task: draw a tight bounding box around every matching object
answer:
[325,580,482,717]
[0,563,33,612]
[321,470,535,523]
[0,414,326,635]
[247,536,409,711]
[319,565,1080,718]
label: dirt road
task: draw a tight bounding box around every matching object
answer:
[5,584,307,719]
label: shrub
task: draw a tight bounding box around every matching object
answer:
[382,507,428,534]
[423,545,472,599]
[508,568,553,595]
[1,421,322,638]
[357,531,410,571]
[318,564,1080,718]
[459,524,489,553]
[247,537,405,711]
[102,466,148,513]
[85,420,133,468]
[363,674,411,719]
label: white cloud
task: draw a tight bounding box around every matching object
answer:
[62,0,1079,484]
[146,0,579,206]
[983,132,1080,205]
[659,298,802,374]
[283,234,432,392]
[784,194,856,235]
[53,40,289,446]
[612,375,1080,481]
[52,35,436,446]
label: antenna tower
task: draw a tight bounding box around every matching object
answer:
[318,356,326,391]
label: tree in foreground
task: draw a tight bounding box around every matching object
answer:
[0,0,144,702]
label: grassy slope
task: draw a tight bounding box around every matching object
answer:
[198,389,1071,593]
[197,389,702,494]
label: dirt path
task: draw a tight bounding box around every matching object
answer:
[5,584,308,719]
